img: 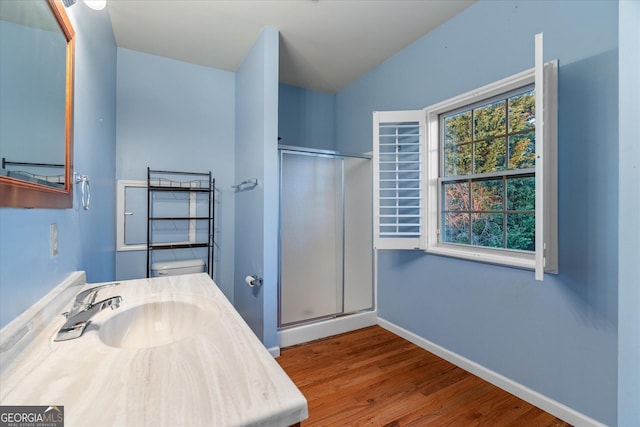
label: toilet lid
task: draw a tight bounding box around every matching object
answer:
[151,259,205,271]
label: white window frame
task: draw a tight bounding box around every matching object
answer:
[116,180,203,252]
[424,60,558,275]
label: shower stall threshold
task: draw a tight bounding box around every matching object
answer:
[278,310,377,348]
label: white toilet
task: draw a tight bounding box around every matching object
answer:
[151,259,206,277]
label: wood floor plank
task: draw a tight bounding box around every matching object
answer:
[278,326,572,427]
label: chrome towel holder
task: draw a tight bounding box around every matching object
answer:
[232,179,258,190]
[74,172,90,210]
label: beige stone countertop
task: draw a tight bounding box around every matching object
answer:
[0,273,307,427]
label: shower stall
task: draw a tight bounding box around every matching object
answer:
[278,146,374,343]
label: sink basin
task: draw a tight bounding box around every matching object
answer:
[99,299,220,349]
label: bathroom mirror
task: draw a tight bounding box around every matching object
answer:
[0,0,74,208]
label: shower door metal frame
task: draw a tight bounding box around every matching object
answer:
[278,145,373,329]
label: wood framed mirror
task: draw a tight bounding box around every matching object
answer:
[0,0,75,208]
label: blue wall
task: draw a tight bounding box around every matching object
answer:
[114,48,236,300]
[234,27,280,350]
[617,1,640,425]
[336,1,619,424]
[278,83,336,150]
[0,3,117,328]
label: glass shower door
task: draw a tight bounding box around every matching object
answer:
[279,151,344,326]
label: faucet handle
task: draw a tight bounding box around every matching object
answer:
[74,282,120,306]
[55,296,123,342]
[54,321,89,342]
[95,296,122,311]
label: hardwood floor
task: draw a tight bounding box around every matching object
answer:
[277,326,572,427]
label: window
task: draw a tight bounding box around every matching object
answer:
[116,180,210,252]
[373,35,558,279]
[440,86,536,251]
[425,60,558,275]
[116,180,147,251]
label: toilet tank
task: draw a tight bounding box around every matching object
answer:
[151,259,206,277]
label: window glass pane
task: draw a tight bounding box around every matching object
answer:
[444,110,472,144]
[508,90,535,133]
[507,213,535,250]
[507,176,535,211]
[508,131,535,169]
[437,85,539,254]
[443,181,469,211]
[443,212,470,244]
[124,186,147,245]
[444,143,471,176]
[472,179,504,211]
[474,137,506,173]
[474,100,506,140]
[471,213,504,247]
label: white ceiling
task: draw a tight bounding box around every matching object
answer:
[107,0,474,93]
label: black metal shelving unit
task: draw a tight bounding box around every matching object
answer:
[146,168,215,278]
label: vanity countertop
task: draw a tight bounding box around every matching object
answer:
[0,273,308,426]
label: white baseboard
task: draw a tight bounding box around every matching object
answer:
[377,318,607,427]
[278,311,377,348]
[268,346,281,358]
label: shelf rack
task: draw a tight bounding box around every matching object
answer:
[146,168,215,278]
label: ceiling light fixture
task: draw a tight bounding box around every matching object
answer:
[84,0,106,10]
[61,0,106,11]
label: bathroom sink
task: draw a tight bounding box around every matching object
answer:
[99,299,220,349]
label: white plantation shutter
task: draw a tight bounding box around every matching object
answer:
[373,110,426,250]
[535,33,545,281]
[534,33,559,281]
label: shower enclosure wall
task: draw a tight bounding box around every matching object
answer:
[279,147,373,330]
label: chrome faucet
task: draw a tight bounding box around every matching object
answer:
[54,283,122,342]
